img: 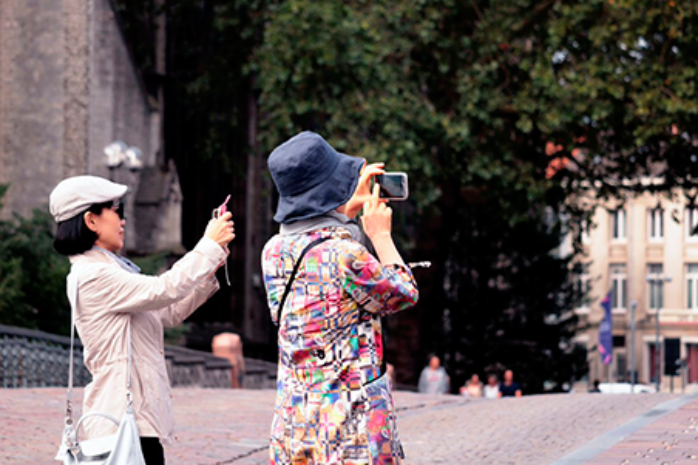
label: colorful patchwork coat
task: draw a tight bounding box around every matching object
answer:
[262,227,419,464]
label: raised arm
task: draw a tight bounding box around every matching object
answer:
[338,183,418,316]
[80,213,234,314]
[339,241,418,316]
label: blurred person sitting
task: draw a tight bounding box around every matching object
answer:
[483,374,500,399]
[418,354,450,395]
[499,369,523,398]
[459,373,483,397]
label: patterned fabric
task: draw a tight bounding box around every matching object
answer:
[262,227,419,464]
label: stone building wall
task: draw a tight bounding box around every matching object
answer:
[88,0,160,251]
[0,0,67,217]
[0,0,178,254]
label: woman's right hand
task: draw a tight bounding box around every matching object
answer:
[205,212,235,248]
[361,184,392,242]
[361,184,405,265]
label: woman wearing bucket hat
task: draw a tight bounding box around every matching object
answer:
[50,175,235,464]
[262,131,419,464]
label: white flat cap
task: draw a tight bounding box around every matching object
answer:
[49,175,128,222]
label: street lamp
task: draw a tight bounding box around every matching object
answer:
[124,146,143,170]
[104,141,143,178]
[647,273,671,392]
[104,141,128,169]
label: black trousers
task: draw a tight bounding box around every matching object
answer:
[140,437,165,465]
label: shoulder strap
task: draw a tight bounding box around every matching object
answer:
[275,236,331,327]
[65,273,78,426]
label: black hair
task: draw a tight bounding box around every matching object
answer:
[53,201,113,256]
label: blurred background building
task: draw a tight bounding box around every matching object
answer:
[574,189,698,392]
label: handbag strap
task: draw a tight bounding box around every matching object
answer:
[65,271,134,426]
[66,273,78,425]
[275,236,331,327]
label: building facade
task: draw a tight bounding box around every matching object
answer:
[0,0,179,254]
[575,190,698,392]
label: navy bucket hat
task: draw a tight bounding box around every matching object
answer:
[268,131,365,224]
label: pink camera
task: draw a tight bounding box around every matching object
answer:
[212,195,231,219]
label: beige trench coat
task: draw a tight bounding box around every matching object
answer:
[68,237,226,443]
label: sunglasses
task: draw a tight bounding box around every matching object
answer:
[110,200,125,220]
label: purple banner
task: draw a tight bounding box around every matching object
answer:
[598,290,613,365]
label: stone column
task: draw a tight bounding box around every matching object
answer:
[0,1,15,192]
[154,0,166,167]
[62,0,91,176]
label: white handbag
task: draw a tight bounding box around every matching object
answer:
[55,272,146,465]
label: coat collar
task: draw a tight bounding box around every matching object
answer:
[69,247,141,274]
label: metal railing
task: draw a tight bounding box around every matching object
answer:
[0,324,243,388]
[0,325,91,388]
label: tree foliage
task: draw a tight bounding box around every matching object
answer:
[113,0,698,391]
[253,0,586,392]
[0,185,71,334]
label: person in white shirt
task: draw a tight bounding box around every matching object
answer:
[418,355,449,394]
[483,374,501,399]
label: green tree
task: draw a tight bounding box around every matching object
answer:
[0,185,71,334]
[113,0,698,391]
[253,0,586,392]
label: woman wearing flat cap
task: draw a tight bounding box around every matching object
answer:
[50,175,235,464]
[262,131,419,464]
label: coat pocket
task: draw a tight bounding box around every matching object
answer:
[357,374,404,463]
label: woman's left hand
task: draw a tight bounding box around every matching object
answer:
[345,162,385,218]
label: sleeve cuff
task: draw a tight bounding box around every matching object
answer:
[197,274,220,296]
[385,262,412,273]
[194,236,227,263]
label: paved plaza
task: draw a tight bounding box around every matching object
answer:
[1,388,695,464]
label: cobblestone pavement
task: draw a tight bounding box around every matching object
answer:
[584,395,698,465]
[0,388,682,464]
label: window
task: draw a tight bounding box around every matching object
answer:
[612,209,626,241]
[615,353,628,382]
[687,207,698,241]
[612,337,627,381]
[610,264,627,311]
[648,342,660,383]
[687,264,698,310]
[647,264,664,311]
[648,208,664,241]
